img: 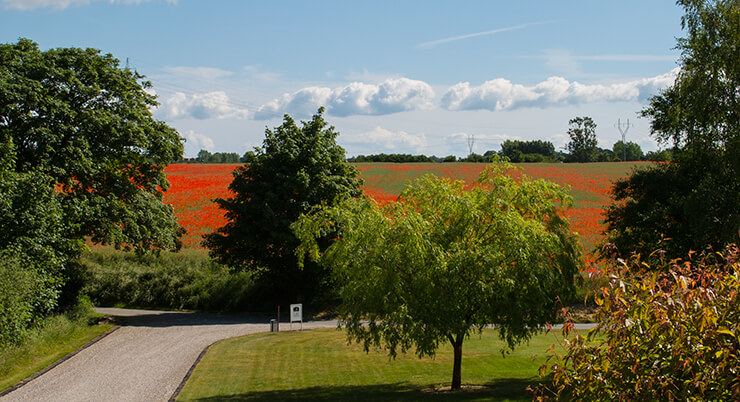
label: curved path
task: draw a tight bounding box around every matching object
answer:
[2,308,337,402]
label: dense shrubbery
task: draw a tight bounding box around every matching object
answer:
[82,248,255,312]
[536,245,740,400]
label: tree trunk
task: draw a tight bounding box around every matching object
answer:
[450,336,463,390]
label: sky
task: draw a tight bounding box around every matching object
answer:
[0,0,686,158]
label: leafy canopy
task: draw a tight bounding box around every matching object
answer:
[0,38,184,252]
[204,108,361,304]
[537,246,740,400]
[294,160,581,389]
[605,0,740,259]
[565,117,598,163]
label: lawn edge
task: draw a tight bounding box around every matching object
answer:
[169,340,216,401]
[0,325,120,397]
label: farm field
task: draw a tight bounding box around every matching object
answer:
[164,162,647,254]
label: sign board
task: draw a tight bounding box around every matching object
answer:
[290,304,302,322]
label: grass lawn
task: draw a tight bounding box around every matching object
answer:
[177,327,571,401]
[0,314,114,393]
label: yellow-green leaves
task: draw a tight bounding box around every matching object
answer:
[295,159,582,389]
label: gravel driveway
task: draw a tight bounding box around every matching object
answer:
[1,307,338,402]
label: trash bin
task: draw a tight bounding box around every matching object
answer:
[270,319,278,332]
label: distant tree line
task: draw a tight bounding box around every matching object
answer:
[343,137,671,164]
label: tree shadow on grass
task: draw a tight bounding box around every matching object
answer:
[183,378,538,401]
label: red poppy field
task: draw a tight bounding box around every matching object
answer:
[164,162,647,254]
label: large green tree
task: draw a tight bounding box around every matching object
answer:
[0,38,184,252]
[294,161,581,390]
[565,117,598,163]
[204,108,362,305]
[612,140,644,162]
[604,0,740,259]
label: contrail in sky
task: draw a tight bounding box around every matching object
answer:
[416,21,552,49]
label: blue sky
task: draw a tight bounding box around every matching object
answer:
[1,0,685,157]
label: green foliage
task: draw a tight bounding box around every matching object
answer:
[500,139,559,163]
[0,301,111,393]
[0,38,184,252]
[0,165,79,345]
[612,140,644,161]
[605,0,740,259]
[565,117,598,163]
[294,160,581,389]
[536,246,740,400]
[204,108,362,306]
[458,152,490,162]
[645,148,673,162]
[82,248,255,312]
[194,149,241,163]
[0,252,38,347]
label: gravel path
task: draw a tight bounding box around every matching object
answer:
[1,307,338,402]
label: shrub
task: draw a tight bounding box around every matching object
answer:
[536,245,740,400]
[82,248,255,312]
[0,252,38,346]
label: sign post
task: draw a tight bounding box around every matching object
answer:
[290,303,303,331]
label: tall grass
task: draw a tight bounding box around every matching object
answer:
[0,300,113,392]
[82,247,255,312]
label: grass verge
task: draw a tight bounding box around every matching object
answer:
[0,313,114,393]
[177,327,570,401]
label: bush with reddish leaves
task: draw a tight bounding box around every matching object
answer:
[536,245,740,400]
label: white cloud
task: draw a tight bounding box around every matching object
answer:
[254,78,434,120]
[160,91,248,120]
[184,130,215,152]
[441,69,678,112]
[3,0,176,10]
[345,127,427,153]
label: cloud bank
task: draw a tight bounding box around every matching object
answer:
[184,130,215,152]
[254,78,434,120]
[2,0,177,10]
[441,69,678,112]
[160,91,248,120]
[345,127,427,153]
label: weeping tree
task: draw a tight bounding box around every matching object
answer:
[294,161,581,390]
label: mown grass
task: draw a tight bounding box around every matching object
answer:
[0,311,113,393]
[177,327,574,401]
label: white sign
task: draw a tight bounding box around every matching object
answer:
[290,303,303,322]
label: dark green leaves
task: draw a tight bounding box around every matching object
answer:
[204,108,361,304]
[0,38,184,252]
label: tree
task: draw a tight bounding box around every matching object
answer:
[204,108,362,304]
[197,149,213,162]
[605,0,740,259]
[500,139,558,162]
[612,140,644,161]
[0,39,184,253]
[565,117,598,163]
[294,161,581,390]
